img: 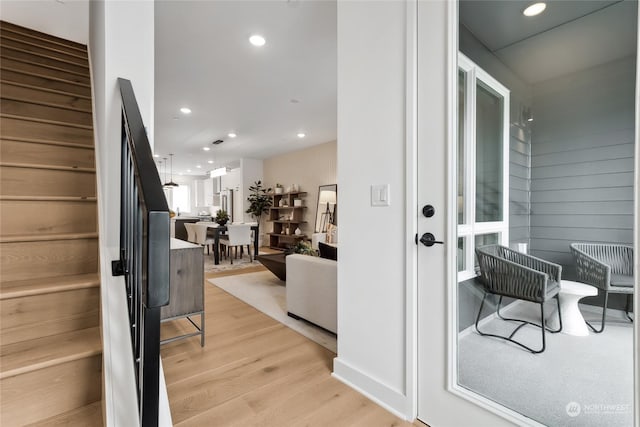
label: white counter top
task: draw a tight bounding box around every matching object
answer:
[170,238,200,250]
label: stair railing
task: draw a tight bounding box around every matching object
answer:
[112,78,170,427]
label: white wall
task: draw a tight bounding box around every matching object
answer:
[334,1,411,418]
[88,1,165,425]
[90,0,155,248]
[1,0,89,44]
[263,141,337,236]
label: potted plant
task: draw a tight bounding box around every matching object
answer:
[287,241,316,256]
[274,183,284,194]
[215,209,230,226]
[246,180,273,223]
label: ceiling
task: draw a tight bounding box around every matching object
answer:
[460,0,637,84]
[156,0,636,176]
[154,0,337,176]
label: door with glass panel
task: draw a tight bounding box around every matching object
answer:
[415,2,513,425]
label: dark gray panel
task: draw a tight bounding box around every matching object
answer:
[530,226,634,244]
[532,143,634,167]
[530,214,633,229]
[531,158,634,179]
[531,127,634,156]
[531,187,633,203]
[531,172,633,191]
[531,201,634,215]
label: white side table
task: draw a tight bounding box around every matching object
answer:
[547,280,598,336]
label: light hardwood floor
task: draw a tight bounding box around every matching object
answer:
[160,258,425,426]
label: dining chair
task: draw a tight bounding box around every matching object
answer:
[184,223,197,244]
[194,222,216,254]
[226,224,253,264]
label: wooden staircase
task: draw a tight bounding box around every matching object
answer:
[0,21,103,425]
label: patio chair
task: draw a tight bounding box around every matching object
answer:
[570,243,634,333]
[475,245,563,354]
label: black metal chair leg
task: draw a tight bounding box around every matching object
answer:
[475,292,546,354]
[586,290,608,333]
[625,294,634,322]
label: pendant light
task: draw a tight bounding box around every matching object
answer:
[163,154,179,188]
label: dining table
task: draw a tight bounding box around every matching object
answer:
[203,222,259,265]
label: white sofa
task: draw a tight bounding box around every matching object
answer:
[286,254,337,334]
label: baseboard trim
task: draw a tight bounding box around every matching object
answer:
[332,357,412,421]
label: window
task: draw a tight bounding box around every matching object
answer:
[169,185,191,214]
[457,54,510,280]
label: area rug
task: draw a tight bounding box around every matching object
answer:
[203,249,266,273]
[207,271,337,353]
[458,303,633,427]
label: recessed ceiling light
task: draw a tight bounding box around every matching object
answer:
[523,2,546,17]
[203,147,210,151]
[228,132,237,138]
[180,107,192,114]
[249,35,266,47]
[187,169,191,173]
[208,160,214,164]
[297,133,306,138]
[196,165,202,168]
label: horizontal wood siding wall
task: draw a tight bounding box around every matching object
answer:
[530,56,636,279]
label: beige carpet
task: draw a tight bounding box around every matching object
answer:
[207,271,337,353]
[203,248,265,273]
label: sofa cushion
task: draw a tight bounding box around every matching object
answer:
[319,241,337,261]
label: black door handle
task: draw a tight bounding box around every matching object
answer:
[419,232,444,247]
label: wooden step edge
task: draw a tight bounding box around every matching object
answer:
[0,195,97,202]
[0,328,102,380]
[0,114,93,130]
[0,43,89,70]
[0,66,91,88]
[26,401,103,426]
[0,232,98,243]
[1,33,89,62]
[0,162,96,173]
[0,22,87,52]
[1,95,92,114]
[0,137,95,150]
[1,79,92,101]
[1,54,91,81]
[0,274,100,301]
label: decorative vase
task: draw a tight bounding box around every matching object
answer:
[294,227,301,236]
[293,199,302,207]
[216,219,228,226]
[275,187,283,194]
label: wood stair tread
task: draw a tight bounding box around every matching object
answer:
[0,113,93,130]
[0,162,96,173]
[0,195,96,202]
[0,67,91,88]
[0,232,98,243]
[0,327,101,379]
[25,401,102,427]
[1,94,92,114]
[0,21,87,52]
[0,273,100,300]
[0,33,88,62]
[1,79,92,100]
[0,44,89,69]
[0,136,95,150]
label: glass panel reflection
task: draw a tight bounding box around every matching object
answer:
[475,83,503,223]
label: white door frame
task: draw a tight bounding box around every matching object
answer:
[415,1,638,426]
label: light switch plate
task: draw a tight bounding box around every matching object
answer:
[371,184,390,207]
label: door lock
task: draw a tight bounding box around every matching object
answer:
[422,205,435,217]
[419,232,444,247]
